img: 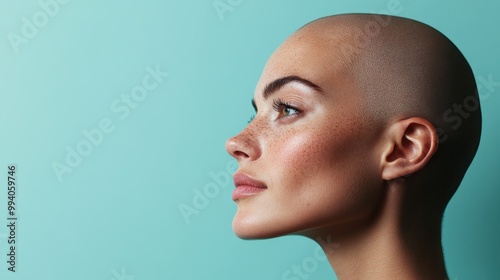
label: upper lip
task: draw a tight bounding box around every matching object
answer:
[233,173,267,189]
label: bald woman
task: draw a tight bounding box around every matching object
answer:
[226,13,481,279]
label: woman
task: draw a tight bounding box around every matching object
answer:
[225,14,481,280]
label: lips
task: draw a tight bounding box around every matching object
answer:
[232,173,267,201]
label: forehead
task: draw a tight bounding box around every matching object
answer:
[255,27,357,97]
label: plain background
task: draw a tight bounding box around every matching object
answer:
[0,0,498,279]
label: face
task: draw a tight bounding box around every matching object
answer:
[225,29,385,239]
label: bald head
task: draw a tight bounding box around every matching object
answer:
[273,14,481,209]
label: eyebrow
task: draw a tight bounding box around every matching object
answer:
[251,75,323,111]
[263,75,323,100]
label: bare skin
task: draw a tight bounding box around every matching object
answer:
[226,14,481,280]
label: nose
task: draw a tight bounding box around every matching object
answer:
[225,128,261,162]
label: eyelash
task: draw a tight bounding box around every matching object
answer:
[247,98,301,123]
[272,98,301,119]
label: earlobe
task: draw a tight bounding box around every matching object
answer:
[381,118,439,181]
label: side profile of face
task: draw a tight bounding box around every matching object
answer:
[226,14,481,280]
[226,14,480,241]
[225,25,387,239]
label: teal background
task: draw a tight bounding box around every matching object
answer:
[0,0,498,279]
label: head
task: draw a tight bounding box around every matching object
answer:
[225,14,481,240]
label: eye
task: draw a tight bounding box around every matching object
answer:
[272,98,301,119]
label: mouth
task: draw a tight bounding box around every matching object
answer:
[232,173,267,201]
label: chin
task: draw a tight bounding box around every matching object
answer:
[232,214,288,239]
[232,219,270,239]
[232,212,320,240]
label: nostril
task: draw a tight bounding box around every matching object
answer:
[226,139,249,159]
[233,150,249,158]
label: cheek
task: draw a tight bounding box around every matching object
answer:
[269,119,365,184]
[265,119,381,224]
[268,130,320,180]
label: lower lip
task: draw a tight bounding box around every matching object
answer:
[232,186,266,201]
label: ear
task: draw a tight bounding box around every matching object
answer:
[381,117,439,181]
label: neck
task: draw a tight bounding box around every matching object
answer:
[308,183,449,280]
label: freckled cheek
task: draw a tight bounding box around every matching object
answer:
[268,123,356,164]
[263,119,365,189]
[266,131,328,185]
